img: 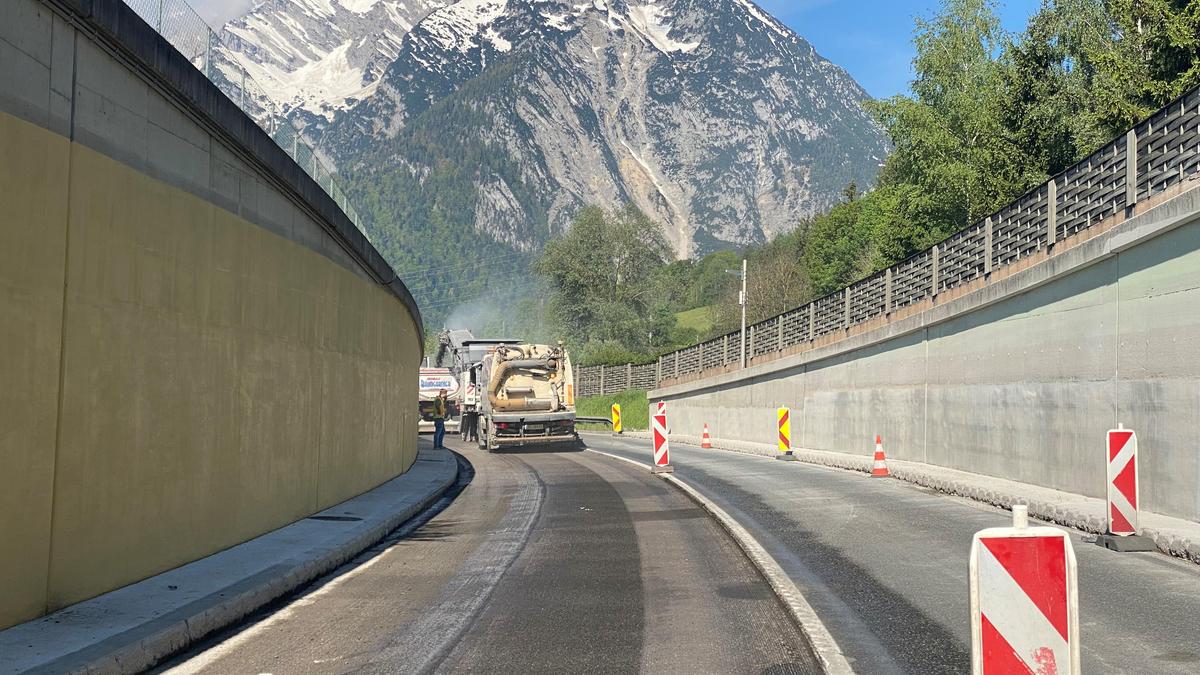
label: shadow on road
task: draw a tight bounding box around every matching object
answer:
[488,442,586,455]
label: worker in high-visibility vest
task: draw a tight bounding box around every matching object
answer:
[431,389,449,450]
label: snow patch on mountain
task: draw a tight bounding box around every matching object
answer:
[241,41,379,114]
[217,0,449,120]
[338,0,383,12]
[420,0,510,53]
[623,2,700,54]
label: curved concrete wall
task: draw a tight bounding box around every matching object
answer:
[654,186,1200,525]
[1,0,422,628]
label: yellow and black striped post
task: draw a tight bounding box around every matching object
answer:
[776,406,797,461]
[611,403,623,435]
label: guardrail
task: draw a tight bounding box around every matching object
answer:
[120,0,369,240]
[575,85,1200,398]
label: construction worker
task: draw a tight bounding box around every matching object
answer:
[432,389,449,450]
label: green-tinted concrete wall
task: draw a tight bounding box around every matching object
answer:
[654,188,1200,525]
[1,0,421,629]
[0,108,70,631]
[0,109,420,629]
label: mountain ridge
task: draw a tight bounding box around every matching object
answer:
[217,0,890,322]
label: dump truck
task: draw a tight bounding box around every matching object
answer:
[477,342,577,451]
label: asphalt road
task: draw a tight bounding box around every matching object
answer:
[156,438,819,674]
[586,433,1200,674]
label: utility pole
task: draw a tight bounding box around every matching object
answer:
[739,259,748,368]
[726,260,749,369]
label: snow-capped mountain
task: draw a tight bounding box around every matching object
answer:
[222,0,889,258]
[218,0,449,122]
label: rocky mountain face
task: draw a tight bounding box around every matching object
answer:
[218,0,449,126]
[217,0,890,322]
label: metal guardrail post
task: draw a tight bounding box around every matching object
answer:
[1126,129,1139,207]
[1047,180,1058,247]
[931,245,940,298]
[885,268,893,315]
[984,217,994,275]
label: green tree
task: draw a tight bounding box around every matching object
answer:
[869,0,1041,260]
[535,204,673,357]
[1026,0,1200,137]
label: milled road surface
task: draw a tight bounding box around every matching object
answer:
[587,433,1200,674]
[157,439,819,674]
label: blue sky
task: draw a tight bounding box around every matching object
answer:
[195,0,1044,99]
[758,0,1043,98]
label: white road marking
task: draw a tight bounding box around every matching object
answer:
[162,554,391,674]
[587,448,857,675]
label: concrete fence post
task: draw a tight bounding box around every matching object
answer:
[808,303,815,341]
[749,325,756,362]
[674,352,680,378]
[205,31,212,79]
[626,363,632,390]
[599,365,606,395]
[1126,129,1139,207]
[843,288,851,330]
[931,245,940,298]
[777,315,785,351]
[1047,179,1058,247]
[885,268,894,315]
[984,217,994,276]
[698,342,705,371]
[656,356,662,385]
[723,334,729,364]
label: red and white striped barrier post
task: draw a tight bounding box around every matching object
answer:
[969,505,1080,675]
[651,401,669,435]
[1097,424,1155,552]
[651,412,674,474]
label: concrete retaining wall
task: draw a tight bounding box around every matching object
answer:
[653,185,1200,525]
[0,0,422,629]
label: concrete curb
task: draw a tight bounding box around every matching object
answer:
[586,448,856,675]
[2,448,459,675]
[622,431,1200,565]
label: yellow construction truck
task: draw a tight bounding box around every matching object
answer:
[477,342,577,451]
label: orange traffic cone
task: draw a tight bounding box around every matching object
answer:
[871,435,890,477]
[701,424,713,449]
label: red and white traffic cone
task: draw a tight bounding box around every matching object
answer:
[701,424,713,449]
[871,435,890,478]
